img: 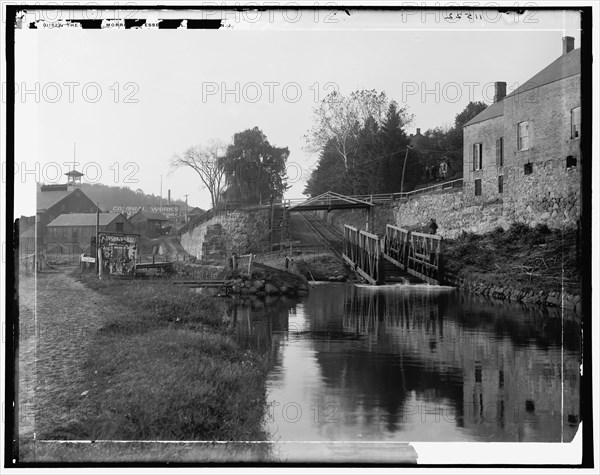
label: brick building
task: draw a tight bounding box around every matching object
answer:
[462,37,581,228]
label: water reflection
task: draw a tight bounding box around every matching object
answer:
[229,283,580,454]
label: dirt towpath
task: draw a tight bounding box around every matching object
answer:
[18,268,122,442]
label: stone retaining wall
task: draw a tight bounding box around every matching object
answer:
[393,182,579,239]
[444,273,581,318]
[180,209,270,261]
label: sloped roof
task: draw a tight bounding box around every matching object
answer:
[409,132,430,149]
[37,187,98,213]
[465,48,580,127]
[47,213,125,227]
[37,188,71,212]
[464,101,504,126]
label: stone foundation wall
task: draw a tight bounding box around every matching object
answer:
[393,190,506,238]
[444,272,581,318]
[180,209,270,261]
[393,178,580,239]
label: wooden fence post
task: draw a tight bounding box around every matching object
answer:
[248,253,254,277]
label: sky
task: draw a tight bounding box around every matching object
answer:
[11,7,582,216]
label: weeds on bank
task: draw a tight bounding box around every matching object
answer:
[295,253,349,281]
[42,272,269,444]
[444,223,579,294]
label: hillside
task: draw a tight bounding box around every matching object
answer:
[76,183,195,213]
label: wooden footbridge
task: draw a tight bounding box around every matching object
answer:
[343,224,443,285]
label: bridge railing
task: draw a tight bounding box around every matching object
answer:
[382,224,410,270]
[343,225,383,285]
[351,179,463,202]
[406,231,443,285]
[345,223,444,285]
[343,225,360,265]
[291,179,464,208]
[359,229,382,284]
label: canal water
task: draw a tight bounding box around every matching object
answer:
[228,283,580,461]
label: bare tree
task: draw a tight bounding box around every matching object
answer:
[171,139,227,209]
[303,89,390,171]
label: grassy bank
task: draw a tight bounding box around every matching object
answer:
[43,272,269,445]
[444,223,580,296]
[294,252,350,281]
[255,250,349,282]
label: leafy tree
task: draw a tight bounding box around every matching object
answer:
[421,101,488,181]
[304,89,389,172]
[171,139,227,209]
[378,101,413,193]
[455,101,488,128]
[222,127,289,204]
[303,139,350,196]
[351,115,383,194]
[304,95,417,196]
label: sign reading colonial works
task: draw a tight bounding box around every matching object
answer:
[112,205,180,219]
[98,232,138,275]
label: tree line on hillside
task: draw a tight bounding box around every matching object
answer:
[171,127,289,209]
[303,89,487,197]
[77,183,192,213]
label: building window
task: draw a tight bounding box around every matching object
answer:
[524,163,533,175]
[498,175,504,194]
[496,137,504,166]
[115,222,124,232]
[72,228,78,241]
[472,143,482,170]
[566,155,577,169]
[571,107,581,139]
[475,179,482,196]
[517,121,529,151]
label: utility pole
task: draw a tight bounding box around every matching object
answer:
[96,203,100,278]
[184,194,189,223]
[160,175,163,207]
[400,145,413,196]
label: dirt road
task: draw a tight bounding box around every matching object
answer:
[17,268,121,442]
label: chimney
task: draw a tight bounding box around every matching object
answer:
[416,128,421,135]
[168,189,171,205]
[494,81,507,103]
[563,36,574,55]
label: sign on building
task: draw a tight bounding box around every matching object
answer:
[98,232,138,275]
[112,205,180,219]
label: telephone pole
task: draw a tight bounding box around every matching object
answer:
[184,194,189,223]
[400,145,413,196]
